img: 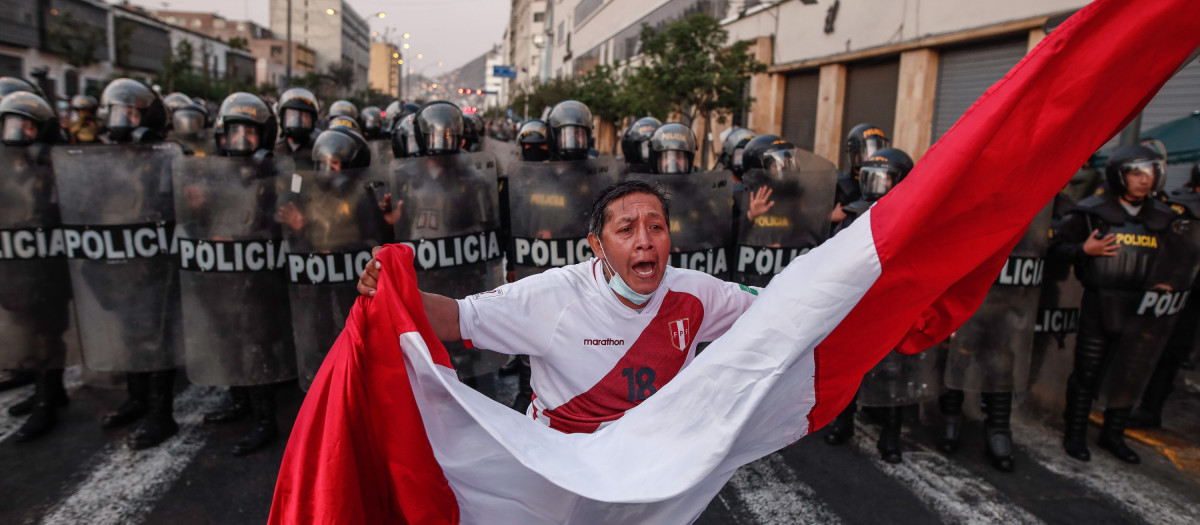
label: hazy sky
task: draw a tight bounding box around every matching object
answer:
[128,0,510,74]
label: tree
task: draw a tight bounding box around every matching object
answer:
[637,13,767,163]
[45,11,107,71]
[227,37,249,51]
[509,76,577,120]
[327,63,356,96]
[158,40,194,93]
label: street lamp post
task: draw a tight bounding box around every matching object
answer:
[285,0,292,87]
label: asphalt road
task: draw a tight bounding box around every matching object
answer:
[1,367,1198,525]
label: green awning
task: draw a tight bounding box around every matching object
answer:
[1090,112,1200,167]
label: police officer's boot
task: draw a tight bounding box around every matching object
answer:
[9,367,67,417]
[877,406,903,464]
[129,371,178,450]
[13,368,68,442]
[824,396,857,445]
[982,392,1015,472]
[232,385,278,456]
[937,389,965,454]
[204,387,252,423]
[1097,407,1140,464]
[511,358,533,414]
[103,372,150,428]
[1062,374,1092,461]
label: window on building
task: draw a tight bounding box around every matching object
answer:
[271,45,283,56]
[0,54,22,78]
[237,23,246,31]
[166,16,177,24]
[192,19,201,28]
[534,12,545,22]
[214,19,226,29]
[64,69,80,97]
[557,22,564,44]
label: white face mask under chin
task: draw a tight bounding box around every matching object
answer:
[598,242,654,306]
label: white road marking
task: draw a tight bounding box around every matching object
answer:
[36,385,223,525]
[1013,416,1200,525]
[724,453,844,524]
[0,366,84,442]
[852,420,1046,525]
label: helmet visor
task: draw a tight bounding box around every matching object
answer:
[107,104,142,129]
[639,141,651,163]
[314,154,344,172]
[1,115,36,144]
[862,136,889,158]
[225,122,260,154]
[1119,159,1166,191]
[763,148,797,177]
[173,110,205,133]
[658,150,691,175]
[732,147,746,170]
[557,125,589,152]
[424,128,459,153]
[282,108,313,131]
[859,166,895,200]
[363,115,381,130]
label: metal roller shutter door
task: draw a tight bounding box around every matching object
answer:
[841,59,900,170]
[782,71,819,152]
[931,39,1028,144]
[1142,56,1200,190]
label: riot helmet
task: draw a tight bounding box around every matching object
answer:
[360,106,384,138]
[414,101,464,156]
[70,94,98,112]
[172,103,209,134]
[1105,144,1166,197]
[215,92,277,156]
[621,116,661,167]
[328,115,361,134]
[0,92,60,146]
[311,127,370,171]
[383,100,401,131]
[517,119,550,162]
[720,128,756,171]
[743,134,799,178]
[547,100,592,160]
[649,122,697,175]
[328,100,359,122]
[163,92,192,113]
[858,147,914,201]
[100,78,168,143]
[845,123,890,173]
[462,112,485,152]
[278,87,320,139]
[0,77,44,101]
[391,113,420,158]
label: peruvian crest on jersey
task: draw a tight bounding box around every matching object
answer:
[669,319,690,351]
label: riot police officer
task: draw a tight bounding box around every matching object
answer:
[836,124,891,224]
[87,78,180,449]
[275,87,322,162]
[1131,162,1200,429]
[67,95,101,144]
[824,149,928,464]
[415,101,465,156]
[391,113,420,159]
[1051,145,1192,464]
[0,77,44,101]
[648,122,698,174]
[163,92,192,115]
[0,92,72,441]
[327,99,358,127]
[463,111,485,153]
[716,127,756,177]
[620,116,661,174]
[360,106,385,140]
[546,100,592,161]
[516,119,551,162]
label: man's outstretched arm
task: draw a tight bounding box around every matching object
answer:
[358,246,462,341]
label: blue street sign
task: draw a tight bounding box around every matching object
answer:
[493,65,518,79]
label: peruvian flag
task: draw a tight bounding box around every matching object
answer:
[269,1,1200,523]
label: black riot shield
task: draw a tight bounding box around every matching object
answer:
[391,152,507,377]
[859,342,947,407]
[946,203,1054,392]
[0,147,73,370]
[52,143,184,373]
[168,130,214,157]
[173,155,297,387]
[734,151,837,287]
[507,158,620,279]
[623,169,734,280]
[280,165,393,390]
[484,137,522,176]
[367,139,393,167]
[1099,217,1200,408]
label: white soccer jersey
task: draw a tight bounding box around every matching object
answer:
[458,259,759,433]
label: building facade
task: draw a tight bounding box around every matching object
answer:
[369,41,401,98]
[268,0,371,93]
[506,0,549,97]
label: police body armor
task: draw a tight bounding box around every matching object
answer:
[173,155,297,386]
[0,147,74,369]
[52,143,184,372]
[282,165,393,390]
[484,137,522,177]
[1075,196,1200,407]
[275,130,322,171]
[624,169,734,280]
[391,151,507,377]
[507,158,619,279]
[735,151,837,287]
[945,203,1053,392]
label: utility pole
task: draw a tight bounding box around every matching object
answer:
[285,0,292,87]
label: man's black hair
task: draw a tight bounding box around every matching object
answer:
[588,180,671,240]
